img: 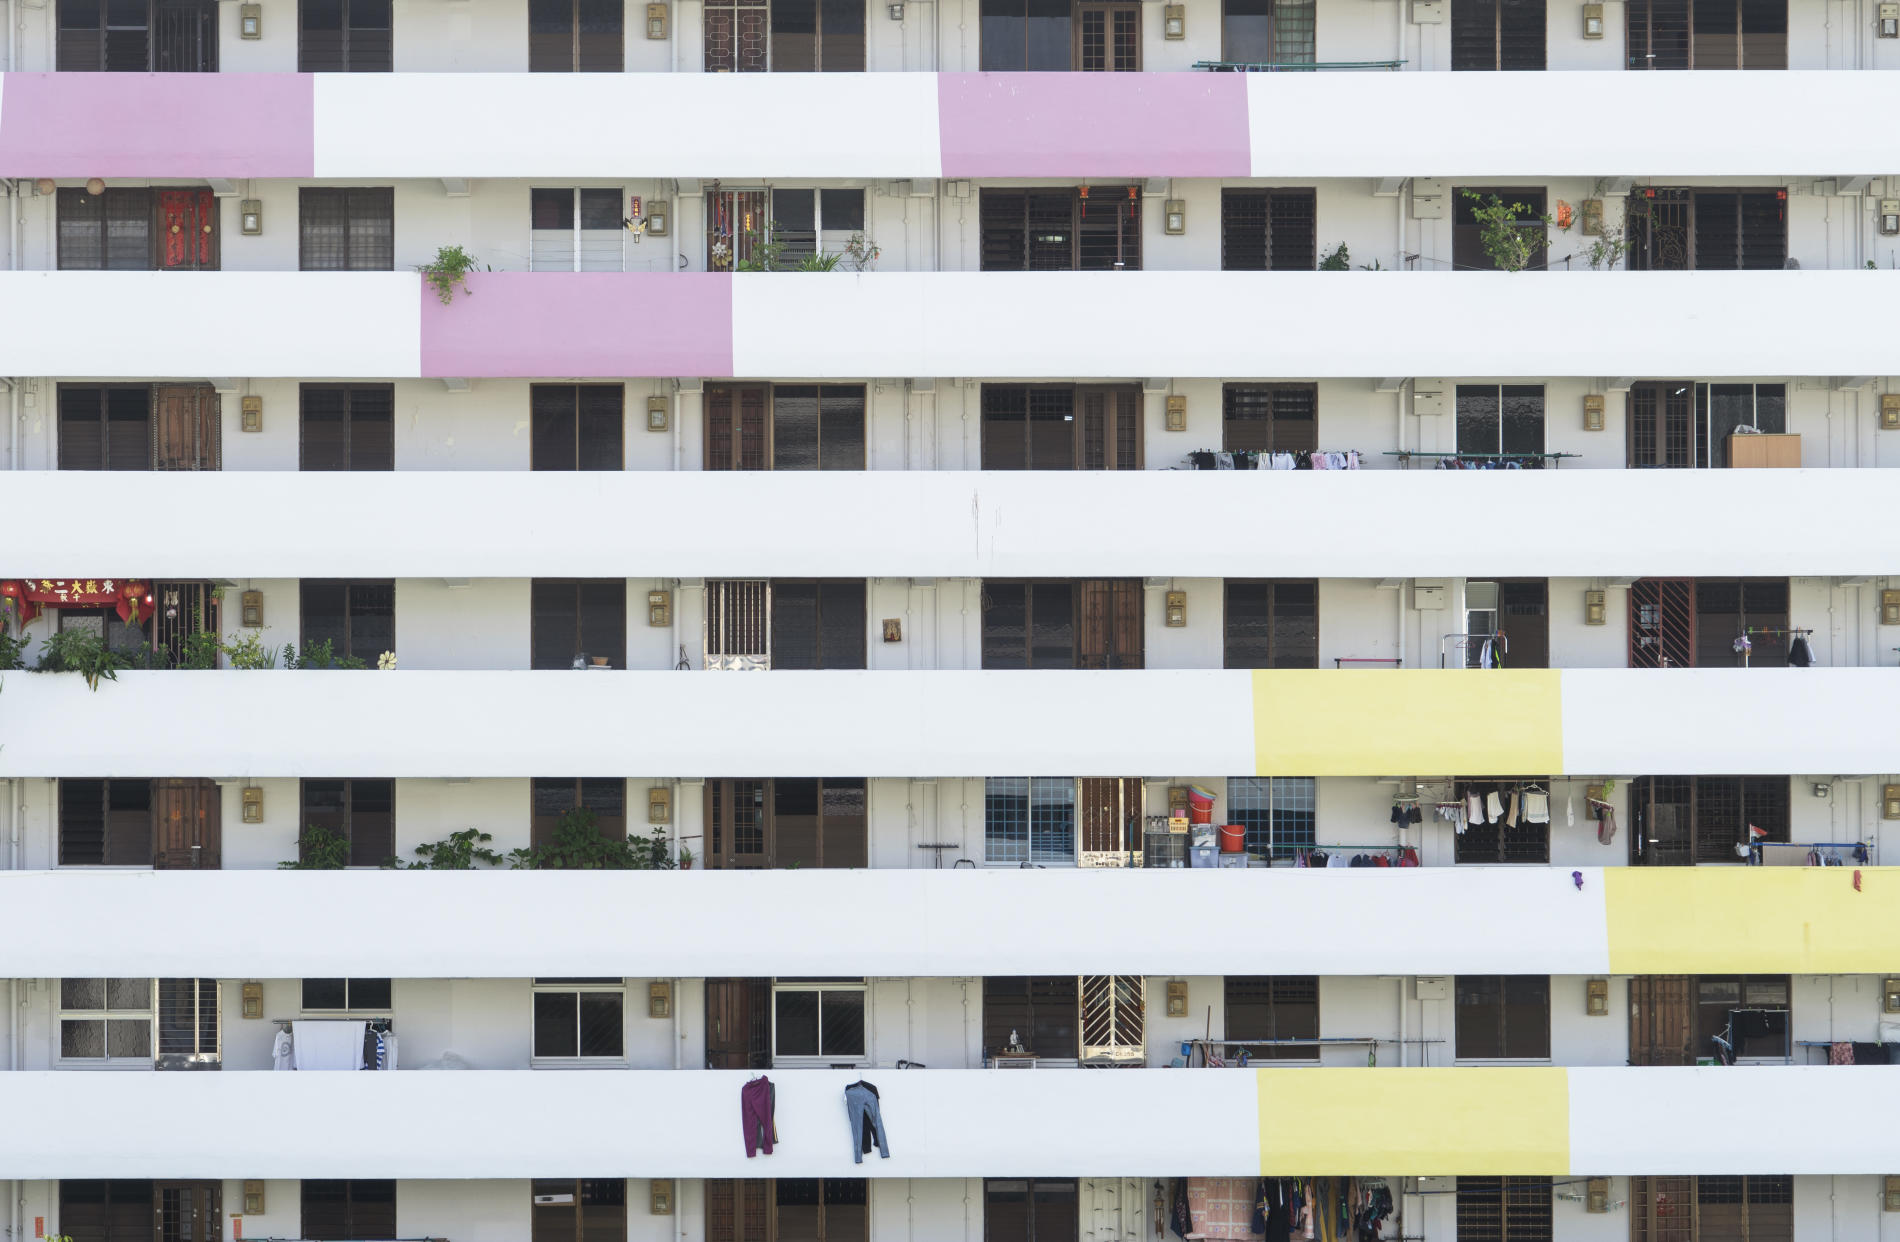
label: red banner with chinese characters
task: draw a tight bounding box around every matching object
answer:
[0,579,152,627]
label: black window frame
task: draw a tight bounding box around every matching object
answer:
[57,383,152,471]
[531,1178,629,1242]
[982,976,1080,1059]
[1224,776,1316,860]
[981,579,1143,670]
[1219,188,1317,271]
[529,0,625,70]
[1223,579,1319,670]
[531,978,627,1060]
[1626,0,1786,68]
[300,1180,397,1242]
[56,187,154,270]
[531,384,626,471]
[299,978,393,1012]
[767,580,868,670]
[298,0,393,70]
[1223,975,1320,1061]
[58,778,153,867]
[56,0,218,70]
[1220,0,1315,64]
[298,187,396,272]
[531,777,628,850]
[979,187,1142,272]
[1221,382,1318,455]
[298,778,396,868]
[530,579,628,670]
[1451,778,1552,864]
[1452,186,1549,272]
[1450,0,1546,69]
[1454,384,1546,463]
[1455,1176,1553,1242]
[299,383,395,471]
[983,1180,1080,1242]
[299,579,395,664]
[58,1180,157,1242]
[1454,974,1551,1060]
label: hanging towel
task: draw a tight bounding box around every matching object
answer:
[1566,790,1575,828]
[1831,1041,1855,1065]
[1484,790,1504,821]
[292,1020,367,1071]
[1524,792,1550,824]
[1466,792,1487,825]
[272,1029,294,1072]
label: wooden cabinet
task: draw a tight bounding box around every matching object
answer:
[1728,433,1801,468]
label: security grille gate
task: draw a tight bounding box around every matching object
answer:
[1078,975,1144,1065]
[706,580,770,669]
[1629,578,1694,668]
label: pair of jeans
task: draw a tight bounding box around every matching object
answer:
[740,1076,776,1157]
[843,1081,889,1163]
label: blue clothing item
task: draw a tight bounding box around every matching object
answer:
[843,1081,890,1163]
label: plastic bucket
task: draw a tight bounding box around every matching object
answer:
[1188,805,1214,825]
[1219,824,1247,853]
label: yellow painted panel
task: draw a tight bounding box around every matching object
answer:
[1255,1067,1569,1176]
[1606,867,1900,974]
[1251,670,1563,776]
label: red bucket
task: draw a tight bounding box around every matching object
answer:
[1219,824,1247,853]
[1189,805,1214,825]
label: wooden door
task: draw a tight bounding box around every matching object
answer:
[706,385,769,470]
[157,189,217,270]
[1078,778,1141,856]
[154,1181,222,1242]
[152,778,221,870]
[1076,386,1140,470]
[1075,2,1140,69]
[1629,578,1695,668]
[152,384,220,470]
[705,977,770,1069]
[1076,579,1143,670]
[1628,381,1697,468]
[1630,1176,1697,1242]
[706,779,771,870]
[1497,579,1549,669]
[1629,975,1694,1065]
[706,1180,772,1242]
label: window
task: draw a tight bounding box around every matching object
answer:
[532,1180,627,1242]
[772,979,867,1062]
[1629,776,1789,866]
[59,779,152,866]
[980,188,1142,271]
[1454,975,1550,1060]
[1627,188,1786,271]
[532,778,627,850]
[155,978,220,1067]
[300,580,395,663]
[706,778,868,869]
[58,187,216,271]
[58,978,153,1062]
[702,581,866,670]
[301,1181,397,1242]
[299,0,391,70]
[1455,385,1545,463]
[1627,382,1786,469]
[299,779,395,867]
[1224,777,1315,859]
[1219,190,1317,270]
[985,777,1077,866]
[1455,1177,1552,1242]
[531,579,627,670]
[1451,778,1550,863]
[767,189,867,260]
[299,188,395,271]
[1224,581,1318,669]
[532,385,625,470]
[1222,385,1318,455]
[530,189,624,272]
[1224,976,1319,1060]
[1451,0,1544,68]
[1626,0,1785,68]
[1464,581,1549,670]
[530,0,623,69]
[703,0,864,70]
[1631,1176,1792,1242]
[982,977,1079,1058]
[301,978,393,1012]
[59,1181,158,1242]
[1221,0,1313,62]
[984,1181,1079,1242]
[532,978,626,1060]
[1696,975,1790,1061]
[57,0,217,69]
[980,0,1138,69]
[982,580,1143,669]
[300,385,394,471]
[705,384,867,471]
[57,386,151,471]
[1452,187,1548,272]
[707,1180,868,1242]
[1627,577,1789,668]
[981,385,1141,470]
[57,608,149,662]
[770,582,868,670]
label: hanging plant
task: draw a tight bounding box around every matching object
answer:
[420,244,482,304]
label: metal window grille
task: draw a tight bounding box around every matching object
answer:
[1225,776,1315,859]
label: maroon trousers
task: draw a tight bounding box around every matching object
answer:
[741,1075,776,1156]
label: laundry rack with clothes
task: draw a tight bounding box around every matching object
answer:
[1737,626,1816,668]
[1169,1175,1397,1242]
[1183,1037,1443,1068]
[1749,839,1871,866]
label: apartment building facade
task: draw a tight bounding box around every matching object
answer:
[3,1,1900,1241]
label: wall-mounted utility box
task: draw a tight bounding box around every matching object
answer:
[1411,180,1447,219]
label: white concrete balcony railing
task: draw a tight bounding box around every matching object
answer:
[1,868,1892,979]
[0,71,1893,180]
[9,469,1897,580]
[4,668,1900,779]
[3,1065,1898,1179]
[2,270,1898,380]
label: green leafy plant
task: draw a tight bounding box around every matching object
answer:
[178,626,223,670]
[509,809,677,871]
[400,827,503,870]
[0,616,28,671]
[221,631,279,669]
[727,222,881,273]
[31,627,134,691]
[677,844,695,870]
[283,639,367,670]
[1318,242,1351,271]
[280,824,353,870]
[420,244,482,304]
[1461,190,1554,273]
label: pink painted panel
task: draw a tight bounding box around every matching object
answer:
[0,73,314,178]
[419,272,735,379]
[938,72,1250,178]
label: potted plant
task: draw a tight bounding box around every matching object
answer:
[677,846,695,870]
